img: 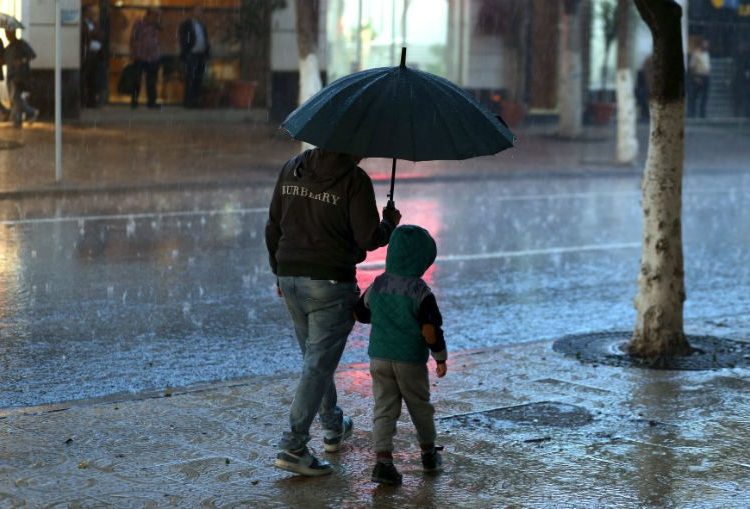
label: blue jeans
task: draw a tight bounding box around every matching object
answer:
[278,276,359,451]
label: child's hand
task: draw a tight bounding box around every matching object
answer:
[436,362,447,378]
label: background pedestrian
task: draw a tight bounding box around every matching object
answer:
[178,3,210,109]
[129,8,161,109]
[0,38,10,121]
[81,4,104,108]
[635,54,652,122]
[688,39,711,118]
[4,28,38,128]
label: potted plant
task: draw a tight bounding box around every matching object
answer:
[488,91,526,127]
[225,79,256,109]
[227,0,287,108]
[588,0,617,125]
[476,0,530,127]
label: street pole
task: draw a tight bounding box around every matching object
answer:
[356,0,363,71]
[54,0,62,182]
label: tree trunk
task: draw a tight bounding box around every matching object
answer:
[629,0,690,359]
[296,0,322,150]
[296,0,322,104]
[558,0,583,138]
[615,0,638,163]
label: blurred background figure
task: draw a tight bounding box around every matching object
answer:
[4,27,38,127]
[0,36,10,121]
[81,4,104,108]
[688,39,711,118]
[635,54,652,123]
[734,43,750,118]
[179,3,210,109]
[129,8,162,109]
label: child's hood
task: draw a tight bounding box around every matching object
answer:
[385,225,436,278]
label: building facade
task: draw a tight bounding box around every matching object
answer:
[2,0,747,120]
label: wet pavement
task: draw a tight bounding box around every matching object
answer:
[2,340,750,507]
[0,108,749,506]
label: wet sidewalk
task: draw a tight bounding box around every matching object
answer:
[2,338,749,507]
[0,107,293,199]
[2,109,750,508]
[1,106,747,201]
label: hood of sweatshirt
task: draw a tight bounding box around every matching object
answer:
[385,225,436,278]
[287,148,360,193]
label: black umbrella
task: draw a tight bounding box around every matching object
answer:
[282,48,515,207]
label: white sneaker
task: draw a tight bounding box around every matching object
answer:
[274,447,333,477]
[323,416,353,452]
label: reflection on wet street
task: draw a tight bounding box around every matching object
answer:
[0,164,749,407]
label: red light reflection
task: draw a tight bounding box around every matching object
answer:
[335,363,372,398]
[356,197,441,290]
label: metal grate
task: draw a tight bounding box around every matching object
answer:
[442,402,594,429]
[553,332,750,370]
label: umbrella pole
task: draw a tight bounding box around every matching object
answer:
[386,47,406,210]
[387,157,397,209]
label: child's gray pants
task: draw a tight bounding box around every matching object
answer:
[370,358,436,453]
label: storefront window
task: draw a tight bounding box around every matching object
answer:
[326,0,449,82]
[107,0,242,105]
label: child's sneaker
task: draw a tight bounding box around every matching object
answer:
[371,461,403,485]
[274,447,333,477]
[323,416,353,452]
[421,446,444,472]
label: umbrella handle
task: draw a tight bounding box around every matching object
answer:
[387,49,405,210]
[387,157,397,209]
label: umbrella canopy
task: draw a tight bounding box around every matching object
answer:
[281,50,515,163]
[0,13,24,30]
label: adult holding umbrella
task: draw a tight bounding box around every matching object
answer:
[266,146,401,477]
[4,25,39,128]
[0,14,26,122]
[0,32,9,121]
[0,14,20,120]
[0,13,23,31]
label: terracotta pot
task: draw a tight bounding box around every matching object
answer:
[226,80,258,109]
[588,102,616,125]
[500,100,526,127]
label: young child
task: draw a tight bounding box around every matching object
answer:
[354,224,447,485]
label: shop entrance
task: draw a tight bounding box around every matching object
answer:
[93,0,252,108]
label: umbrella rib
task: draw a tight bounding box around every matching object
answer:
[283,69,382,127]
[346,72,397,153]
[420,73,514,159]
[413,76,469,160]
[291,70,393,153]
